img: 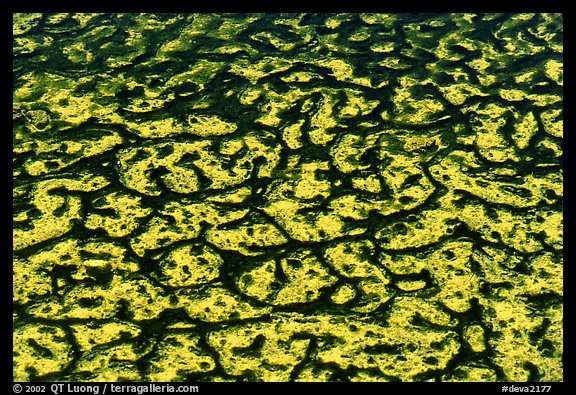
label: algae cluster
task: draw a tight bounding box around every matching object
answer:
[13,13,562,382]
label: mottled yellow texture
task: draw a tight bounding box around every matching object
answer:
[13,12,562,382]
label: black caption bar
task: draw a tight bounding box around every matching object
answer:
[12,382,567,394]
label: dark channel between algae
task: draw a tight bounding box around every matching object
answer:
[13,13,563,382]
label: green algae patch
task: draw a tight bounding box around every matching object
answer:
[13,13,562,382]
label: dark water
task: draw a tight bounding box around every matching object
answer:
[13,13,562,382]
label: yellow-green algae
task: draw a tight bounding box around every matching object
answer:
[14,13,562,382]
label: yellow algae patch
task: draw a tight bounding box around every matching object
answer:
[443,365,497,382]
[13,324,73,381]
[28,275,170,321]
[205,223,288,256]
[176,285,272,323]
[294,365,336,382]
[69,322,141,353]
[324,240,393,312]
[251,31,298,51]
[429,151,562,208]
[187,114,237,137]
[308,94,339,146]
[124,95,174,113]
[545,59,563,85]
[293,161,332,200]
[126,118,183,139]
[375,205,458,250]
[325,14,351,29]
[523,252,563,297]
[403,135,441,153]
[13,13,43,35]
[499,89,526,102]
[381,240,480,313]
[208,310,458,381]
[351,174,382,193]
[262,198,361,243]
[282,120,305,150]
[148,333,216,381]
[360,13,397,26]
[13,174,109,251]
[229,57,294,84]
[85,192,152,237]
[24,160,50,176]
[14,73,122,128]
[396,280,427,292]
[62,41,94,63]
[280,71,321,83]
[157,243,223,287]
[116,134,280,194]
[330,132,380,174]
[528,93,561,107]
[271,252,336,305]
[339,90,379,118]
[21,108,52,133]
[437,83,488,106]
[330,284,356,304]
[242,132,283,179]
[13,257,52,305]
[534,138,562,164]
[512,111,538,149]
[236,260,276,302]
[70,13,102,28]
[540,108,563,138]
[26,239,138,284]
[129,216,193,257]
[206,186,252,204]
[105,277,169,321]
[457,202,562,253]
[392,76,449,125]
[387,296,456,328]
[313,305,459,380]
[72,344,143,382]
[370,42,395,53]
[499,89,561,108]
[14,35,54,56]
[515,71,536,83]
[467,103,520,163]
[463,324,486,353]
[428,241,479,313]
[130,200,248,256]
[164,60,226,90]
[379,154,436,210]
[485,297,562,381]
[116,142,202,195]
[378,57,413,71]
[237,250,337,306]
[348,27,371,42]
[328,195,379,220]
[315,58,372,87]
[255,96,292,128]
[208,319,311,381]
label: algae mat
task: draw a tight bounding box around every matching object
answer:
[13,13,563,382]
